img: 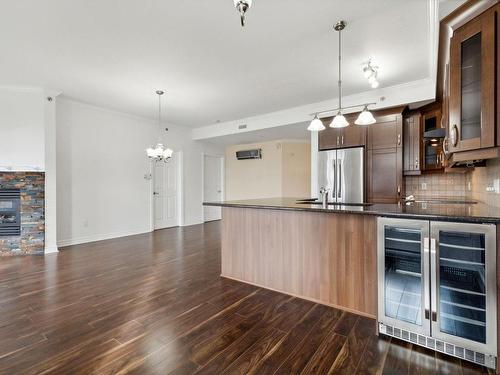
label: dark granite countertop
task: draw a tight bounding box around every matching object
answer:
[203,197,500,224]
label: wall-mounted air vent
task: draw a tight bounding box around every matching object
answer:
[236,149,262,160]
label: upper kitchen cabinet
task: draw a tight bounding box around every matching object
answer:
[318,114,366,150]
[448,7,495,153]
[367,106,405,203]
[367,107,404,150]
[403,111,422,175]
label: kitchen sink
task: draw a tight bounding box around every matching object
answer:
[296,201,373,207]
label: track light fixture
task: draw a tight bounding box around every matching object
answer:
[234,0,253,27]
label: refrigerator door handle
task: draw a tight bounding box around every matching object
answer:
[430,237,438,322]
[337,159,342,199]
[332,160,337,201]
[423,237,431,321]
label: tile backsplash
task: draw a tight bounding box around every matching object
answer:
[404,158,500,207]
[468,158,500,208]
[405,174,468,199]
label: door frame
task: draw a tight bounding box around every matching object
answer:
[201,153,225,222]
[149,150,183,231]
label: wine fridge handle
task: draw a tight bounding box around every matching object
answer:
[430,237,438,322]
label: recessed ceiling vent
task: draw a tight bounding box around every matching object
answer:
[236,149,262,160]
[238,124,247,130]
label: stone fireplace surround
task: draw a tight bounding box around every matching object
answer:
[0,172,45,256]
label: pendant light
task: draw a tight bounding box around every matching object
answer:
[355,105,376,125]
[330,21,349,129]
[307,21,377,131]
[146,90,173,163]
[307,114,325,131]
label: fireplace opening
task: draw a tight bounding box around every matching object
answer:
[0,189,21,236]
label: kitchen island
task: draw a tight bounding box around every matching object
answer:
[204,198,500,319]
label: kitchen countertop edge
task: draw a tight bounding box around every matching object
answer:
[204,199,500,224]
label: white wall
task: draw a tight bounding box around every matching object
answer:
[225,140,311,200]
[0,88,45,171]
[56,99,223,247]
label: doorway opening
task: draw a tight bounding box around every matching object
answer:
[203,154,224,222]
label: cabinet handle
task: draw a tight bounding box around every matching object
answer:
[415,157,419,169]
[397,185,401,196]
[341,135,344,145]
[397,134,401,146]
[336,136,339,146]
[450,125,458,147]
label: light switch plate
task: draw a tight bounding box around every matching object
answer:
[421,182,427,190]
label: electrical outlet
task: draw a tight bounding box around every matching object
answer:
[421,182,427,190]
[486,180,500,193]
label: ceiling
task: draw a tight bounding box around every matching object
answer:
[1,1,462,127]
[204,122,310,145]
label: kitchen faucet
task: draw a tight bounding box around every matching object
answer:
[319,187,330,208]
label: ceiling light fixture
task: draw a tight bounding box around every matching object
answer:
[307,21,377,131]
[307,114,325,131]
[146,90,173,163]
[363,60,380,89]
[354,105,377,126]
[234,0,252,27]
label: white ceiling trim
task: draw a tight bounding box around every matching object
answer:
[192,77,435,141]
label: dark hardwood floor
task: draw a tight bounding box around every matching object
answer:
[0,221,494,374]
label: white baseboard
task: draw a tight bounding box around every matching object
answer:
[44,245,59,254]
[57,228,152,248]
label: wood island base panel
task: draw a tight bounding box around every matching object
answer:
[221,207,378,317]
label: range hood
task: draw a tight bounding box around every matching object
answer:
[423,128,446,139]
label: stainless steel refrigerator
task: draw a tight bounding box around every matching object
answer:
[317,147,364,204]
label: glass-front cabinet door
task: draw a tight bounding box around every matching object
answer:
[430,222,497,356]
[448,8,495,152]
[378,218,431,335]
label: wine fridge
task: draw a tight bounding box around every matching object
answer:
[377,218,497,369]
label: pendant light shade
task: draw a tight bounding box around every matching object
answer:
[307,114,325,131]
[355,106,376,126]
[330,111,349,128]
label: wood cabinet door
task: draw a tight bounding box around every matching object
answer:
[449,8,495,152]
[403,113,422,175]
[367,113,403,150]
[318,127,341,150]
[340,123,366,148]
[367,147,403,203]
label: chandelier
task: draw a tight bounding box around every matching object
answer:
[146,90,173,163]
[308,21,376,131]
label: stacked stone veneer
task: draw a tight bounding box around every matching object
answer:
[0,172,45,256]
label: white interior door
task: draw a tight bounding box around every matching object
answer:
[154,153,179,229]
[203,155,223,222]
